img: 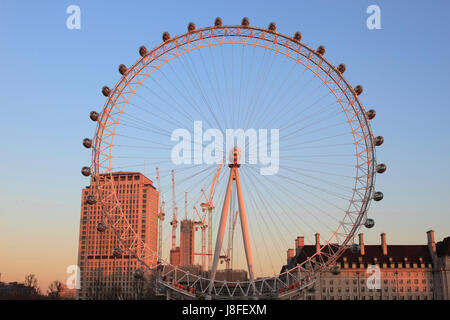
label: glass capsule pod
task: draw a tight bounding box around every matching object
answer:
[376,163,387,174]
[113,247,123,258]
[354,85,363,96]
[102,86,111,97]
[162,32,171,42]
[214,17,222,27]
[373,191,384,201]
[187,22,196,32]
[89,111,99,121]
[139,46,148,57]
[86,195,96,205]
[134,269,144,279]
[268,22,276,32]
[365,218,375,229]
[118,64,127,75]
[331,265,341,275]
[83,138,92,149]
[316,45,325,56]
[96,222,106,232]
[374,136,384,146]
[81,166,91,176]
[350,244,360,253]
[366,109,376,120]
[293,32,302,42]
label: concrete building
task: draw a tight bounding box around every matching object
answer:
[170,247,181,266]
[180,219,195,266]
[77,172,158,299]
[283,230,450,300]
[169,219,197,267]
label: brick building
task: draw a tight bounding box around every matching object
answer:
[283,230,450,300]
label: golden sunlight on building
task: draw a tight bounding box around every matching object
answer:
[77,172,158,299]
[283,231,450,300]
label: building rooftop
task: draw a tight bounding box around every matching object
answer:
[289,244,432,267]
[436,236,450,257]
[283,231,450,272]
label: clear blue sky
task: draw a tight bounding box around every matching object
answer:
[1,0,449,289]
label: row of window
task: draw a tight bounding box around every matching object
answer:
[316,295,431,300]
[323,287,428,293]
[322,279,431,285]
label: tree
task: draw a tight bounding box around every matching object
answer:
[24,274,41,296]
[47,280,63,299]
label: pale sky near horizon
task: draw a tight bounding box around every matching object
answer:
[1,0,450,292]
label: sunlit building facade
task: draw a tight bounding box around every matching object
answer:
[180,219,195,266]
[77,172,158,299]
[284,230,450,300]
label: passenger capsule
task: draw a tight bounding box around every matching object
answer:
[214,17,223,27]
[96,222,106,232]
[134,269,144,279]
[373,191,384,201]
[337,64,346,74]
[241,17,250,26]
[86,194,97,205]
[350,243,360,254]
[113,247,123,258]
[304,260,312,269]
[366,109,376,120]
[374,136,384,146]
[365,218,375,229]
[162,32,171,42]
[118,64,127,75]
[102,86,111,97]
[293,32,302,42]
[316,46,325,56]
[83,138,92,149]
[268,22,276,32]
[331,265,341,275]
[139,46,148,57]
[187,22,196,32]
[376,163,387,174]
[81,166,91,177]
[89,111,99,122]
[354,85,363,96]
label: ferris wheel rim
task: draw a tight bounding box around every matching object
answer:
[88,22,377,296]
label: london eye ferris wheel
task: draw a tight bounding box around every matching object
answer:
[81,17,386,299]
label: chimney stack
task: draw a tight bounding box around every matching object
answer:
[295,236,304,255]
[358,233,365,255]
[427,230,436,253]
[381,233,387,255]
[287,249,295,264]
[315,233,320,252]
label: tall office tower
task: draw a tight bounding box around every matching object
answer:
[180,219,195,266]
[77,172,158,299]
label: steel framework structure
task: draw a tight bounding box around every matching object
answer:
[86,21,380,299]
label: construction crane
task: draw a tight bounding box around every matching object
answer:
[185,192,188,220]
[200,159,223,269]
[193,205,208,269]
[156,168,165,263]
[225,210,239,269]
[170,169,178,251]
